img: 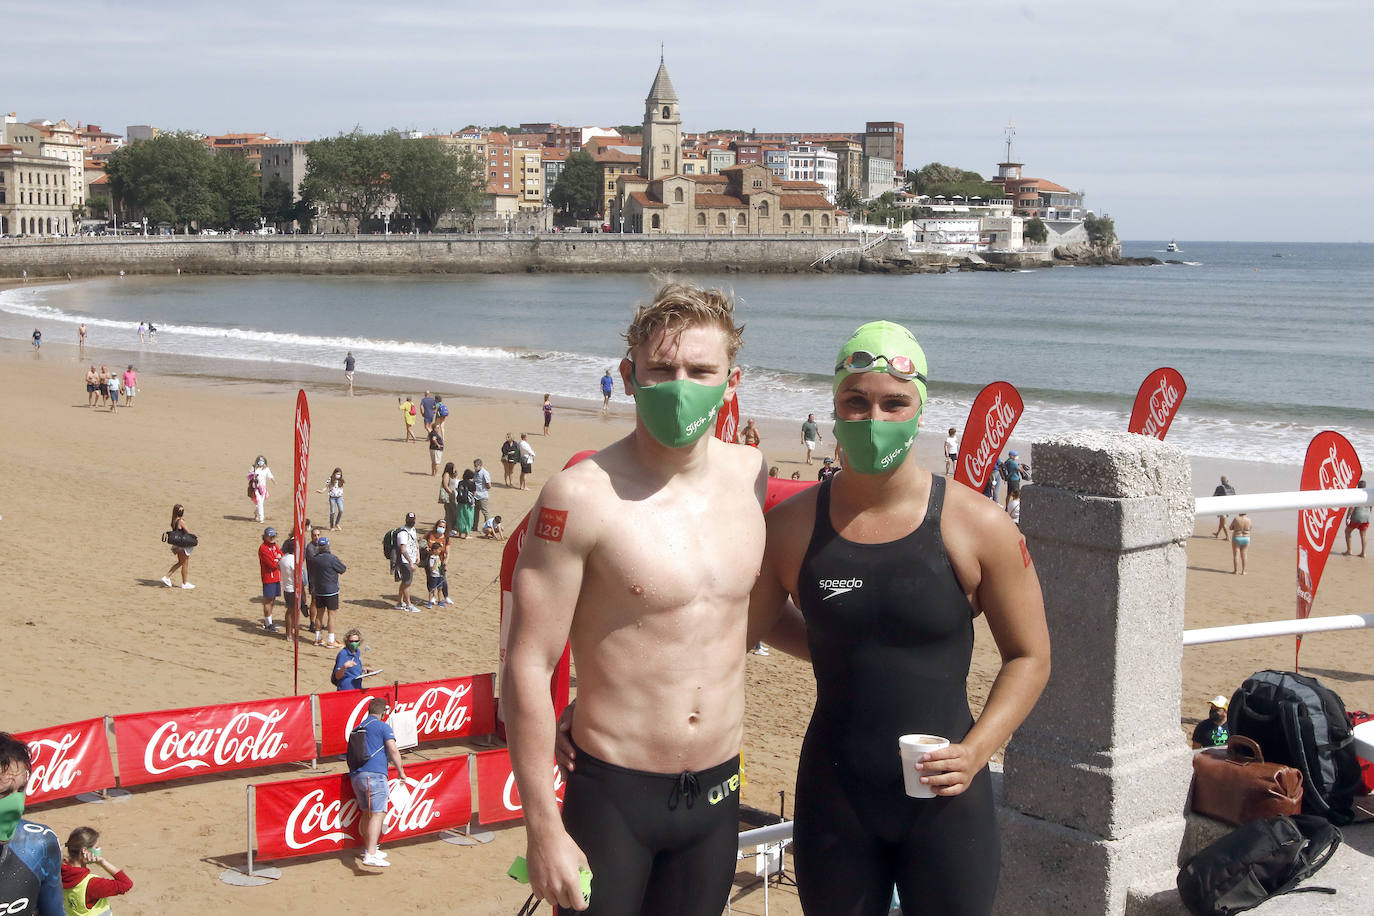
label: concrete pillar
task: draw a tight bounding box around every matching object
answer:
[995,430,1194,915]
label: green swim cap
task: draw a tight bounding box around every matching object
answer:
[832,320,928,402]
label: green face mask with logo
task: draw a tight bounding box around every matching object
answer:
[631,366,727,449]
[0,786,26,843]
[832,411,921,475]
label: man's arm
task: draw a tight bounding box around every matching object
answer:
[384,737,406,780]
[502,475,596,910]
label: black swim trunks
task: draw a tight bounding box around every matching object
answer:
[792,475,1000,915]
[558,739,740,916]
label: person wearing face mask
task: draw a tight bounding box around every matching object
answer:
[61,827,133,915]
[504,282,766,915]
[747,321,1051,915]
[1191,695,1230,748]
[0,732,64,915]
[332,628,373,690]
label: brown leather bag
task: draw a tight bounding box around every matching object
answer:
[1190,735,1303,826]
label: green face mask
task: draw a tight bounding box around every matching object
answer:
[631,366,727,449]
[347,641,360,651]
[832,413,921,475]
[0,786,26,843]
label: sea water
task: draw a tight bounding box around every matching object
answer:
[2,241,1370,467]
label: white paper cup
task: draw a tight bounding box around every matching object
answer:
[898,734,950,798]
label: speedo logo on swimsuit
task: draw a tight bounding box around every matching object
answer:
[819,578,863,600]
[707,772,741,805]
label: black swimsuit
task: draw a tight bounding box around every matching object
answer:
[792,475,999,915]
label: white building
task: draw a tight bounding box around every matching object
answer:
[787,144,838,202]
[4,115,85,210]
[863,156,895,198]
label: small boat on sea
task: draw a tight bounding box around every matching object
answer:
[1166,240,1180,252]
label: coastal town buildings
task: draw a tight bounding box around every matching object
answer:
[3,115,86,212]
[786,144,838,202]
[0,144,76,236]
[260,141,309,202]
[863,121,904,174]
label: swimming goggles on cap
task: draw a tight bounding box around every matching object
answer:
[835,350,927,385]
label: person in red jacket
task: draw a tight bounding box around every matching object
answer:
[61,827,133,914]
[258,527,283,634]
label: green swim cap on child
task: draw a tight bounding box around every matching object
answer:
[832,320,929,402]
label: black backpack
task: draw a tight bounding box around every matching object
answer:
[381,527,402,560]
[345,720,380,772]
[1177,814,1340,915]
[1228,670,1362,825]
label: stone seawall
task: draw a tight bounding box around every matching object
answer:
[0,235,930,277]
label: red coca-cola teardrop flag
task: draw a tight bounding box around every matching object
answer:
[714,388,739,444]
[953,382,1025,493]
[1127,367,1186,439]
[1294,431,1362,667]
[292,389,310,695]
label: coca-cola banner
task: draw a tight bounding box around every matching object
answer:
[392,675,496,743]
[1295,431,1363,665]
[112,696,314,787]
[1127,367,1187,440]
[763,477,814,512]
[714,389,739,444]
[473,748,565,826]
[317,686,396,757]
[253,754,471,861]
[18,718,116,804]
[953,382,1025,493]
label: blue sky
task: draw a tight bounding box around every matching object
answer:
[8,0,1372,241]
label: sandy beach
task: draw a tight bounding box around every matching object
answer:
[4,324,1371,916]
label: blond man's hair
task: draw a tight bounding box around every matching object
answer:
[624,281,744,363]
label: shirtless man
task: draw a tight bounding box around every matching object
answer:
[504,282,766,915]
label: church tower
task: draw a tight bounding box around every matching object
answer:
[641,54,681,181]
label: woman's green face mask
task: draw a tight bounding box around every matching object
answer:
[630,365,727,449]
[831,410,922,475]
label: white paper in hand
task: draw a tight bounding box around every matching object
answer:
[389,779,412,813]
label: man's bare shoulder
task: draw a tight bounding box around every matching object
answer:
[714,438,769,480]
[538,451,616,509]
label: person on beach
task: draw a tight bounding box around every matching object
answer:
[455,469,477,538]
[1007,489,1022,526]
[440,462,459,531]
[77,323,87,348]
[944,426,959,476]
[434,395,449,439]
[96,366,109,408]
[801,412,821,464]
[790,470,801,480]
[105,371,119,412]
[743,418,761,448]
[121,365,137,408]
[258,527,283,633]
[30,328,40,350]
[85,366,99,407]
[542,393,553,436]
[248,455,274,522]
[137,321,146,344]
[318,468,346,530]
[306,535,346,648]
[161,504,195,589]
[1212,476,1235,538]
[427,424,445,476]
[481,515,504,539]
[1344,480,1368,557]
[344,351,355,395]
[393,512,421,613]
[600,369,614,413]
[420,390,436,432]
[399,396,419,442]
[280,533,302,639]
[769,466,779,477]
[504,281,763,915]
[817,455,839,482]
[348,697,406,869]
[471,459,492,529]
[501,433,520,487]
[147,322,156,343]
[748,320,1051,915]
[0,733,64,916]
[332,627,372,690]
[1190,695,1230,748]
[999,450,1022,509]
[518,433,536,490]
[1229,512,1252,574]
[61,826,134,914]
[424,523,449,608]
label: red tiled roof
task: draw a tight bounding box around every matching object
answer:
[778,180,825,190]
[593,149,640,164]
[694,193,746,209]
[1016,177,1071,193]
[779,194,838,210]
[630,191,667,208]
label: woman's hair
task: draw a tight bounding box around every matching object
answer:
[442,461,456,479]
[543,393,550,400]
[256,455,267,466]
[344,628,362,643]
[66,826,98,860]
[462,468,475,481]
[171,503,184,525]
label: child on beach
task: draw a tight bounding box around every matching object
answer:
[424,522,449,608]
[61,827,134,914]
[248,455,274,522]
[481,515,504,539]
[317,468,345,530]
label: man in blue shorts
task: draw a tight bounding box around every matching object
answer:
[599,369,614,413]
[0,732,64,915]
[347,698,407,868]
[420,390,437,432]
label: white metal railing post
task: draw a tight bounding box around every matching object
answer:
[1194,487,1369,516]
[246,785,255,876]
[1184,613,1372,646]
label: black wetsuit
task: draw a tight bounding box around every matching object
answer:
[793,475,999,916]
[558,739,740,916]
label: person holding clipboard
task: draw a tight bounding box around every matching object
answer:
[332,628,378,690]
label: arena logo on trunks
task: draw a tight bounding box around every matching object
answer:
[819,578,863,600]
[706,772,741,805]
